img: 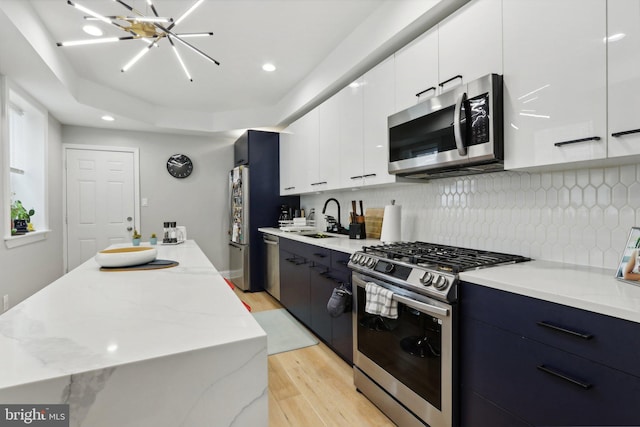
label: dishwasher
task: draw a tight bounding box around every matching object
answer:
[263,234,280,300]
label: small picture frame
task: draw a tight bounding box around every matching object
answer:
[615,227,640,285]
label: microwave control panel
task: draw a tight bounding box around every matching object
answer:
[468,93,490,145]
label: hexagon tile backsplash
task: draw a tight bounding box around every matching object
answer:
[301,164,640,270]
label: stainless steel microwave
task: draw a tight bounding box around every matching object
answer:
[388,73,503,179]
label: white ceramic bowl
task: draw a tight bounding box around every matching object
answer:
[95,246,158,268]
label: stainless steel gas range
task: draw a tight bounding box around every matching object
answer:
[348,242,529,427]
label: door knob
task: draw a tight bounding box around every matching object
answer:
[127,217,133,222]
[127,227,133,232]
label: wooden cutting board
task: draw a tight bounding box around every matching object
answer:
[364,208,384,239]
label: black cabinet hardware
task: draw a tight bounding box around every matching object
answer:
[537,364,592,389]
[310,181,327,186]
[235,159,246,165]
[611,128,640,138]
[313,252,327,258]
[363,173,377,178]
[416,87,436,98]
[350,175,363,180]
[554,136,601,147]
[439,75,463,87]
[537,320,593,340]
[284,186,296,190]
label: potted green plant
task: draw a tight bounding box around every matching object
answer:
[132,229,142,246]
[10,199,35,235]
[149,233,157,245]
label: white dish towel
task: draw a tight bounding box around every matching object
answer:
[365,282,398,319]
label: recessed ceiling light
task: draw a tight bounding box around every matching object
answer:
[83,25,103,37]
[262,63,276,72]
[101,115,115,121]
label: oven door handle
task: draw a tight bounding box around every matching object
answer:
[354,278,449,318]
[393,293,449,317]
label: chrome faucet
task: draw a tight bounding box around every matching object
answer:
[322,198,342,233]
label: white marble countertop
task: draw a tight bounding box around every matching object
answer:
[260,228,640,324]
[0,240,266,390]
[460,260,640,324]
[258,227,381,254]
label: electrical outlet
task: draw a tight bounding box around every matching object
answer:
[3,295,8,312]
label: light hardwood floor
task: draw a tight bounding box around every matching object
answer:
[233,288,395,427]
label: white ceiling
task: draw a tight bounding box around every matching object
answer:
[0,0,464,140]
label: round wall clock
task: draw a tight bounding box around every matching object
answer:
[166,154,193,179]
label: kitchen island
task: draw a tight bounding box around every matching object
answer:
[0,240,267,427]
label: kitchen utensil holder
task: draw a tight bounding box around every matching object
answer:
[349,222,366,240]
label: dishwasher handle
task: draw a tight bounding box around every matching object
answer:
[263,238,279,246]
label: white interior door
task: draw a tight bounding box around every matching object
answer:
[66,148,136,271]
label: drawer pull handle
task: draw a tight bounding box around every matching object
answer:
[537,365,592,389]
[554,136,601,147]
[537,321,593,340]
[313,253,327,258]
[310,181,327,186]
[611,128,640,138]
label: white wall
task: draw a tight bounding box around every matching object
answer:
[0,114,64,308]
[301,164,640,271]
[61,126,233,271]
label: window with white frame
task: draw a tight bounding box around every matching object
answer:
[3,77,48,247]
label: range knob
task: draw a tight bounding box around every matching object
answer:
[420,271,433,286]
[358,256,368,266]
[366,258,376,268]
[351,253,361,264]
[433,275,449,290]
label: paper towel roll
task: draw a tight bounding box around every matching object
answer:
[380,203,401,243]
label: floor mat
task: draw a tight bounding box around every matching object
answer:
[252,308,319,355]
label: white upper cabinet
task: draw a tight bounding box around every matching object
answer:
[394,27,439,112]
[503,0,607,170]
[279,118,310,195]
[438,0,503,92]
[316,98,340,190]
[607,0,640,158]
[338,77,366,189]
[300,108,320,191]
[362,57,397,187]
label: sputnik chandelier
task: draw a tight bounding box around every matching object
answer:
[57,0,219,81]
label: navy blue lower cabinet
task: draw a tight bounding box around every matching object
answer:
[461,314,640,426]
[309,262,334,343]
[460,386,531,427]
[279,248,311,326]
[278,238,353,364]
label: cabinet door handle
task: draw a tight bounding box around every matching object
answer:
[439,75,463,88]
[236,159,246,165]
[313,252,327,258]
[363,173,377,178]
[415,86,436,98]
[537,365,592,389]
[350,175,363,180]
[611,128,640,138]
[554,136,601,147]
[310,181,327,186]
[537,321,593,340]
[284,186,296,190]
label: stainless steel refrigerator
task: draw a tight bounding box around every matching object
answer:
[228,130,299,292]
[229,165,249,290]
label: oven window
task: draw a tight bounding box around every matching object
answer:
[357,289,442,409]
[389,106,457,162]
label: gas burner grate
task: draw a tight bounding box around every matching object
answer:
[363,241,529,272]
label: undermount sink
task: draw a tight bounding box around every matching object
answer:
[301,232,337,239]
